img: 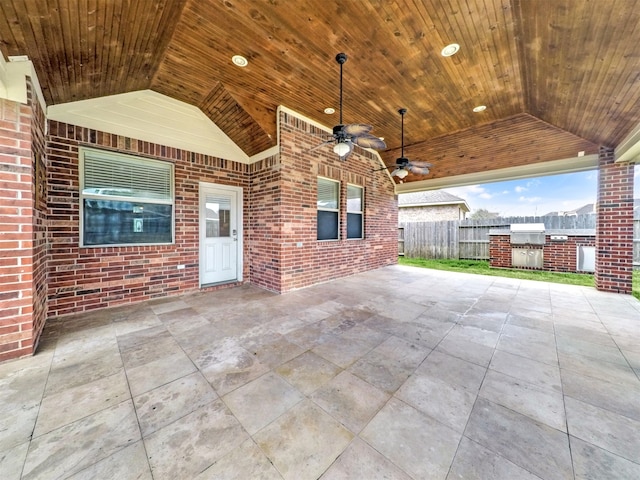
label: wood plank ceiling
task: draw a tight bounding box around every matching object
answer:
[0,0,638,184]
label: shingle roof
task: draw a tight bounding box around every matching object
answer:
[398,190,470,212]
[544,203,595,216]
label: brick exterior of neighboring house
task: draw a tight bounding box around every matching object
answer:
[398,191,470,222]
[0,90,397,361]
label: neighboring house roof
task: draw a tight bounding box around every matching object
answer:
[544,203,595,216]
[398,191,470,213]
[205,208,219,220]
[545,199,640,216]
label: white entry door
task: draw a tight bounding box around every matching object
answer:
[199,183,242,285]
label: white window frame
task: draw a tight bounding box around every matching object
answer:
[346,183,364,239]
[317,176,340,241]
[79,147,175,247]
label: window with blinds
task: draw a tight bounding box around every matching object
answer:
[80,148,174,246]
[346,184,363,239]
[317,177,339,240]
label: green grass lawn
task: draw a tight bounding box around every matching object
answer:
[398,257,640,300]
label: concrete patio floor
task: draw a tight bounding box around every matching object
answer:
[1,265,640,480]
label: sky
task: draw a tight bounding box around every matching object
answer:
[443,165,640,217]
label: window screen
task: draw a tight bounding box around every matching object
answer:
[347,184,363,239]
[80,148,174,246]
[317,177,339,240]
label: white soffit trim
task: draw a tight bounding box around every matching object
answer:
[47,90,251,163]
[0,54,46,110]
[615,121,640,164]
[395,154,599,194]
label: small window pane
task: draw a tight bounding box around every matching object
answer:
[318,178,339,210]
[318,211,339,240]
[205,195,232,238]
[347,185,363,239]
[347,185,362,213]
[347,213,363,239]
[317,178,339,240]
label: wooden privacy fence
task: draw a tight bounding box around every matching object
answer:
[399,214,640,268]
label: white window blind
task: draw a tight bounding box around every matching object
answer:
[79,148,175,246]
[317,178,339,210]
[347,184,363,213]
[83,150,173,202]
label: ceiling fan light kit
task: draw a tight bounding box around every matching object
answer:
[333,141,352,157]
[373,107,433,181]
[392,168,409,179]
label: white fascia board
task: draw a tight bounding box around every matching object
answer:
[395,154,599,194]
[400,200,465,208]
[615,121,640,164]
[0,54,46,110]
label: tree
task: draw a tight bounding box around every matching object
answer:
[470,208,499,219]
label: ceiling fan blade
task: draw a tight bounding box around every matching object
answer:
[353,134,386,150]
[342,123,373,135]
[408,160,433,168]
[309,139,335,151]
[409,165,431,175]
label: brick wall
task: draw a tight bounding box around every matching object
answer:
[490,234,596,273]
[30,82,48,356]
[250,111,398,292]
[543,236,595,272]
[0,79,48,361]
[595,146,634,293]
[45,109,398,316]
[247,155,283,292]
[489,235,511,268]
[0,103,398,359]
[46,121,251,317]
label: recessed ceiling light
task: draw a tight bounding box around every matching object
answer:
[323,107,335,114]
[232,55,248,67]
[473,105,487,112]
[441,43,460,57]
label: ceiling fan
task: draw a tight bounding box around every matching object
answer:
[375,108,433,181]
[312,53,386,160]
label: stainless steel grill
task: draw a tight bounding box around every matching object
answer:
[509,223,545,245]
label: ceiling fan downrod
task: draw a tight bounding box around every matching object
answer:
[336,53,347,126]
[399,107,407,161]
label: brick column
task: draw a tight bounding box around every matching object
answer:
[0,97,36,360]
[595,146,634,294]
